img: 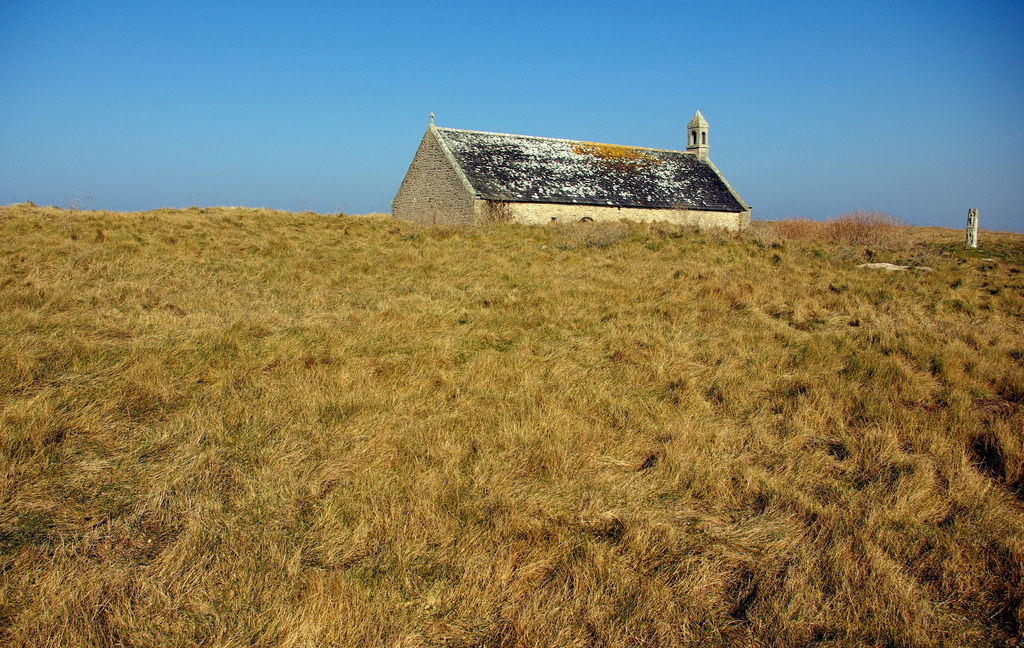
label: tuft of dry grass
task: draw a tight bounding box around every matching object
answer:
[2,204,1024,647]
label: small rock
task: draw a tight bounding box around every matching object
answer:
[858,262,911,271]
[857,263,933,272]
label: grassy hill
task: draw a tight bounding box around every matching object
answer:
[1,204,1022,647]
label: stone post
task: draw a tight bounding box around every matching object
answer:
[966,208,978,249]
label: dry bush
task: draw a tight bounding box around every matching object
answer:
[1,206,1023,647]
[762,213,913,253]
[764,218,827,241]
[825,211,911,249]
[743,221,782,247]
[481,201,514,224]
[556,220,629,249]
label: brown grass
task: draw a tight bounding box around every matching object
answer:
[2,205,1024,647]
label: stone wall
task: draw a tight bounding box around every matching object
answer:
[480,201,749,231]
[392,126,750,231]
[392,129,476,225]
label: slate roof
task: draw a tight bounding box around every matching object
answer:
[435,127,746,213]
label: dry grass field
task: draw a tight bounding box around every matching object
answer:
[1,204,1023,647]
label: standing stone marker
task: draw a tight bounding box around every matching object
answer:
[966,208,979,248]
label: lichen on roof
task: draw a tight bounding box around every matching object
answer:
[571,142,661,166]
[435,127,745,212]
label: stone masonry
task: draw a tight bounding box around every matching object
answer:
[392,128,476,225]
[392,113,750,229]
[479,201,749,230]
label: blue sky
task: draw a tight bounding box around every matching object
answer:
[1,0,1022,231]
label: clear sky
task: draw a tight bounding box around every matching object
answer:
[1,1,1022,231]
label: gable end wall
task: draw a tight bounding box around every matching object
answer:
[392,129,476,225]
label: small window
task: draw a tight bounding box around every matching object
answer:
[691,131,697,145]
[580,217,594,222]
[701,131,706,145]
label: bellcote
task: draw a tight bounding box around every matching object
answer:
[687,110,709,160]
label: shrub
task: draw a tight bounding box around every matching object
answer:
[825,211,909,248]
[762,213,911,251]
[766,218,826,241]
[482,201,513,224]
[556,221,629,249]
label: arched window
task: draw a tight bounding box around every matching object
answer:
[691,131,696,145]
[701,131,706,145]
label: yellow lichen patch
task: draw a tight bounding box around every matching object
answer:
[572,142,661,164]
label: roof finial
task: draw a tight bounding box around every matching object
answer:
[429,112,435,126]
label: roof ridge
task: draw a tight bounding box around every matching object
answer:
[434,126,690,156]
